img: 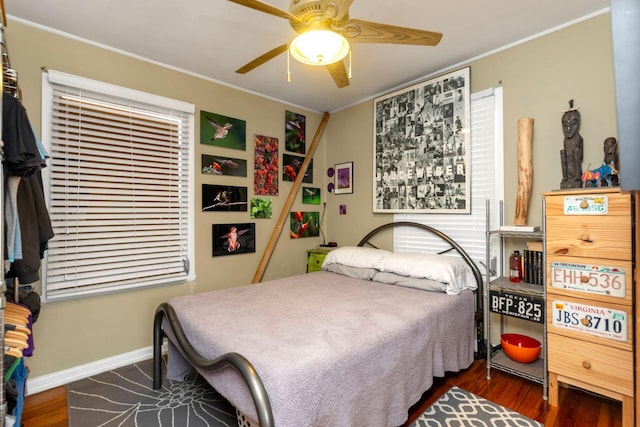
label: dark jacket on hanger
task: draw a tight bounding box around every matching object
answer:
[3,92,54,284]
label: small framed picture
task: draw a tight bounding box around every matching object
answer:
[334,161,353,194]
[302,187,321,204]
[212,223,256,256]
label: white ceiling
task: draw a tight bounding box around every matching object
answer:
[5,0,610,112]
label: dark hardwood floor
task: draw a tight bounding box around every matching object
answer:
[21,359,621,426]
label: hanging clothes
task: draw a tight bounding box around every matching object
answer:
[2,92,54,285]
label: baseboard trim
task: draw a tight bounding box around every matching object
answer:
[26,344,167,395]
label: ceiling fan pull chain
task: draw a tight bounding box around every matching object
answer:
[287,47,291,83]
[348,50,352,79]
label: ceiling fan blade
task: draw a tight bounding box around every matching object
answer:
[235,44,289,74]
[325,61,350,88]
[227,0,300,22]
[330,0,353,19]
[347,19,442,46]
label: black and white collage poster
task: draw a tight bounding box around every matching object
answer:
[373,67,471,213]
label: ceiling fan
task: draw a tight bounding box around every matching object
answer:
[229,0,443,88]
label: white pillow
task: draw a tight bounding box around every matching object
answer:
[321,246,391,270]
[380,252,477,294]
[322,263,378,280]
[372,271,447,293]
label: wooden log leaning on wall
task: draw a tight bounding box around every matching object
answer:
[252,111,331,284]
[514,117,534,225]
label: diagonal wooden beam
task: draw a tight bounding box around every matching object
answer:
[252,111,330,283]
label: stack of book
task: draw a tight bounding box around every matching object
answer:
[523,240,543,285]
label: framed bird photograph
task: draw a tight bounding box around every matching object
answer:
[285,110,306,154]
[202,184,248,212]
[201,154,247,177]
[283,153,313,183]
[200,110,246,151]
[289,211,320,239]
[302,187,321,204]
[212,223,256,256]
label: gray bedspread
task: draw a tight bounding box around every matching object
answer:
[166,271,475,427]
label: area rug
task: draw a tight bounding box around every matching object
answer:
[67,358,238,427]
[411,386,543,427]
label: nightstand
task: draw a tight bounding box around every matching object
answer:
[307,247,336,273]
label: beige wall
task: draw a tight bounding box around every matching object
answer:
[5,12,617,381]
[325,13,617,246]
[8,20,325,378]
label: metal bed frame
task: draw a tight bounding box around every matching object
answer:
[153,221,484,427]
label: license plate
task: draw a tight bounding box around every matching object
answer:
[563,195,608,215]
[550,262,626,298]
[489,290,544,323]
[552,300,627,342]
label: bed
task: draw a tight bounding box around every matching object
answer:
[153,222,484,427]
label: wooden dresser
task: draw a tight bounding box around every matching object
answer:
[544,188,634,426]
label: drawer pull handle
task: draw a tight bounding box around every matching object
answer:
[582,360,592,369]
[580,233,593,243]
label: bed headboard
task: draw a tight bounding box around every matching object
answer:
[357,221,485,358]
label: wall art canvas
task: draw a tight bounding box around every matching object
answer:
[373,67,470,213]
[283,153,313,183]
[202,184,248,212]
[290,211,320,239]
[302,187,321,204]
[250,197,273,219]
[200,110,246,151]
[334,161,353,194]
[201,154,247,177]
[254,134,279,195]
[212,223,255,256]
[285,110,306,154]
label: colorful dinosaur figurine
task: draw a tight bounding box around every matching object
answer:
[581,162,618,188]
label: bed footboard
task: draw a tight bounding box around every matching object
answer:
[153,302,275,427]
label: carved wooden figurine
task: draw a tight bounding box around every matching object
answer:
[603,137,620,186]
[560,100,583,189]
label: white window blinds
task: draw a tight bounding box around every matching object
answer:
[394,88,504,268]
[41,70,195,301]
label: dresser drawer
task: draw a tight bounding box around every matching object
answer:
[546,255,633,305]
[547,296,633,351]
[307,252,327,272]
[548,333,634,396]
[545,191,631,216]
[545,215,631,260]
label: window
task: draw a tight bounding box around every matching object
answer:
[394,88,504,270]
[41,70,195,301]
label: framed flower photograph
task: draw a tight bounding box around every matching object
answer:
[334,161,353,194]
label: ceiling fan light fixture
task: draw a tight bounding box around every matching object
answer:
[289,30,350,65]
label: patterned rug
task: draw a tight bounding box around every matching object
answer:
[411,386,543,427]
[67,359,238,427]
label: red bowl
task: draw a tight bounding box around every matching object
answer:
[501,333,541,364]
